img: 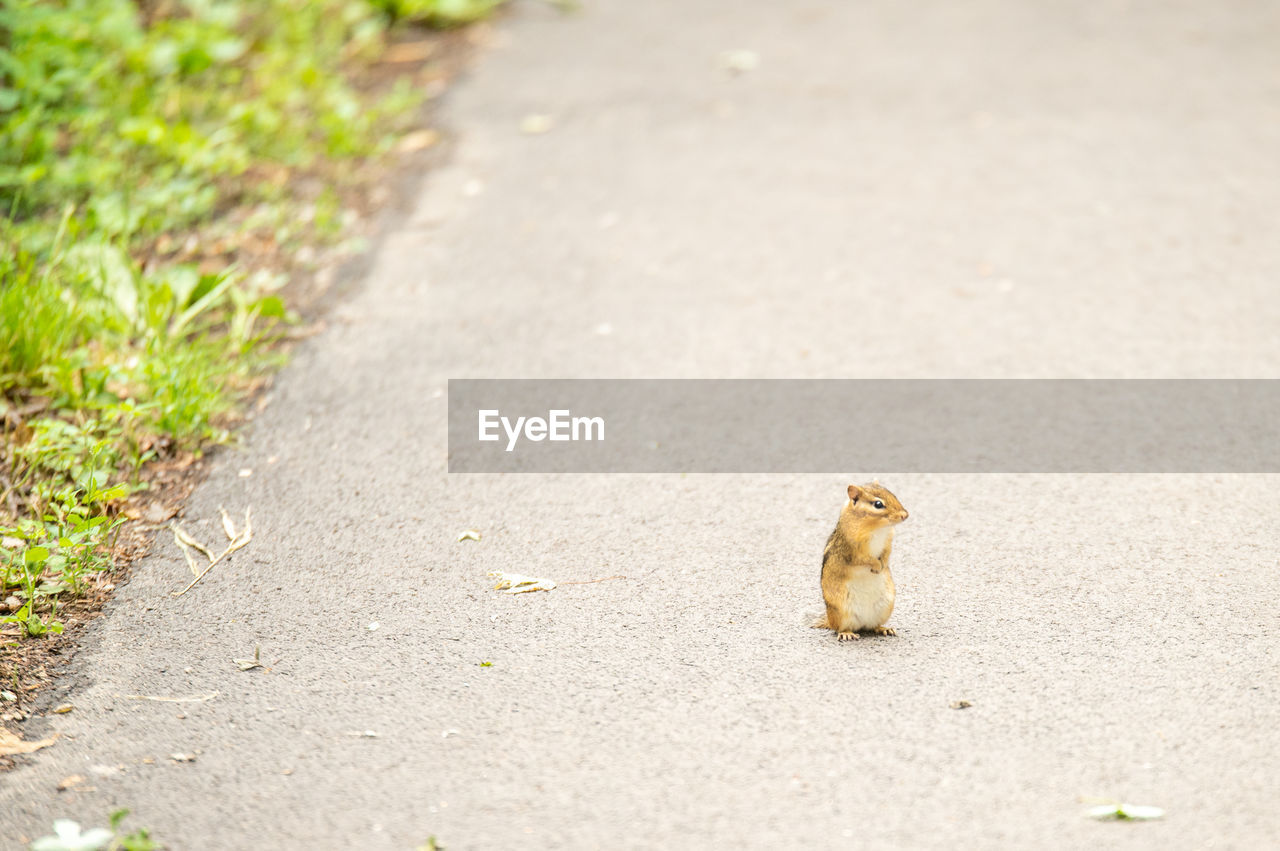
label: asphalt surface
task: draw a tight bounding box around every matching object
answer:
[4,1,1280,848]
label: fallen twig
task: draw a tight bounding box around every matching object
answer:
[558,575,627,586]
[171,525,202,576]
[172,507,252,597]
[219,506,238,541]
[171,523,214,562]
[121,691,218,703]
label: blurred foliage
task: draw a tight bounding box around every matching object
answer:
[369,0,505,25]
[0,0,411,236]
[0,0,493,640]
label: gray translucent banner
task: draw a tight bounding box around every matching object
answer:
[447,380,1279,473]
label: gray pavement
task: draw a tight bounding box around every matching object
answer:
[4,1,1280,848]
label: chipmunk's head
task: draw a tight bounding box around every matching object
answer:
[846,482,908,526]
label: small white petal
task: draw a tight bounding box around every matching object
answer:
[1120,804,1165,820]
[519,114,554,135]
[53,820,82,839]
[78,828,116,849]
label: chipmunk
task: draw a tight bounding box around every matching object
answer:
[813,483,909,641]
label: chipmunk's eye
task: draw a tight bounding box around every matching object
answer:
[873,500,885,509]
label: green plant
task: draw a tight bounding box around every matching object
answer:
[26,809,158,851]
[0,0,408,237]
[0,0,498,653]
[109,809,159,851]
[369,0,506,25]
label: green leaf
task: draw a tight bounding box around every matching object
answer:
[64,243,139,323]
[172,273,235,337]
[24,546,50,566]
[96,484,128,501]
[209,39,247,63]
[164,265,202,307]
[187,272,223,308]
[255,295,287,318]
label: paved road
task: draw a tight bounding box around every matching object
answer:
[5,1,1280,848]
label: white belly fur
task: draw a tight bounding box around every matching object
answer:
[867,527,893,560]
[841,569,895,631]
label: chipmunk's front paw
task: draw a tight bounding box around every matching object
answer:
[837,631,859,641]
[872,626,897,636]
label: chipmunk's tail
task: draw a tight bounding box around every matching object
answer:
[809,613,829,629]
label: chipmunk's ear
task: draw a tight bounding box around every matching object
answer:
[847,484,862,502]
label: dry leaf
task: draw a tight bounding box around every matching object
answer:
[457,529,481,542]
[57,774,86,791]
[234,646,263,671]
[0,728,58,755]
[488,571,556,594]
[949,700,973,710]
[143,504,177,525]
[381,40,435,63]
[397,129,440,154]
[52,704,73,714]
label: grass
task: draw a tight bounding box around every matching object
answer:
[1,0,505,645]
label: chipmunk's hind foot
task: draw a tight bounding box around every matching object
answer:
[872,626,896,636]
[837,631,859,641]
